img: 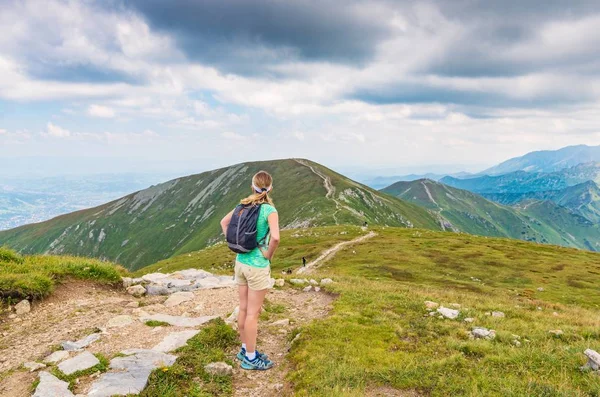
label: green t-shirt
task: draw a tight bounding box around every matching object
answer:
[236,204,277,268]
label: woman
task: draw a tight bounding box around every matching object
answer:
[220,170,280,370]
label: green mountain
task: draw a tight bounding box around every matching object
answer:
[382,179,600,251]
[480,144,600,175]
[484,181,600,223]
[0,159,441,270]
[441,162,600,193]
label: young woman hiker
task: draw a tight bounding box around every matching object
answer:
[220,170,280,370]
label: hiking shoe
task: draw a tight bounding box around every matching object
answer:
[241,355,274,370]
[236,348,269,362]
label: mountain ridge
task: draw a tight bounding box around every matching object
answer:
[0,159,441,270]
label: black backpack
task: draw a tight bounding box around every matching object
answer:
[226,204,264,253]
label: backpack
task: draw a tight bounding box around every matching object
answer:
[226,204,264,253]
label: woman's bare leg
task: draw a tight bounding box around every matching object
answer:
[238,285,249,346]
[244,288,268,353]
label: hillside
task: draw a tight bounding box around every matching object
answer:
[0,159,441,270]
[3,227,600,395]
[382,179,600,251]
[484,181,600,223]
[480,144,600,175]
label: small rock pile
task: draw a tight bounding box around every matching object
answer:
[123,269,236,297]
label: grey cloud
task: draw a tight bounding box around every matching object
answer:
[123,0,392,74]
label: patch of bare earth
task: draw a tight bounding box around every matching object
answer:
[232,288,334,397]
[366,386,425,397]
[0,280,238,397]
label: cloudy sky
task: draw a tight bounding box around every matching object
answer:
[2,0,600,177]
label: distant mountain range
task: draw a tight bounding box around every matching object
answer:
[382,179,600,251]
[479,145,600,175]
[0,159,441,270]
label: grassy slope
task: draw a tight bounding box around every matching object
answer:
[485,181,600,223]
[0,247,124,300]
[383,179,600,252]
[290,227,600,396]
[0,159,440,271]
[135,226,600,395]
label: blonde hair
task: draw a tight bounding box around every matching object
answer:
[241,171,274,206]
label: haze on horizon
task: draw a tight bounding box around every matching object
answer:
[2,0,600,177]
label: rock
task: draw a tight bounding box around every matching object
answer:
[449,303,461,309]
[226,306,239,325]
[33,372,74,397]
[537,287,544,292]
[61,333,101,351]
[142,273,170,284]
[13,317,22,323]
[513,340,521,347]
[44,351,70,364]
[303,286,313,292]
[553,312,559,316]
[471,327,496,340]
[172,269,213,280]
[131,277,145,285]
[146,285,170,296]
[204,362,233,376]
[8,314,16,319]
[126,301,140,308]
[88,349,176,397]
[163,291,194,307]
[584,349,600,371]
[153,330,200,353]
[15,299,31,315]
[122,277,133,288]
[424,301,439,310]
[289,279,306,285]
[315,286,321,292]
[141,314,217,327]
[271,318,290,327]
[24,362,47,372]
[437,307,460,319]
[549,329,563,336]
[429,311,436,317]
[274,279,285,287]
[464,318,474,323]
[309,279,318,285]
[492,311,505,318]
[106,315,134,328]
[127,285,146,297]
[320,278,334,285]
[58,351,100,376]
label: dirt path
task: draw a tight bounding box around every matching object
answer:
[296,231,377,275]
[0,276,335,397]
[232,288,334,397]
[294,159,364,224]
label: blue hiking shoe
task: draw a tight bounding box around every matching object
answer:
[241,355,274,370]
[236,348,269,362]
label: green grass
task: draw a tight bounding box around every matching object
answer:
[0,248,125,300]
[282,227,600,396]
[52,353,109,388]
[145,320,171,327]
[141,318,238,397]
[135,226,367,276]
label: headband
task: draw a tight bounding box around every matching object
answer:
[252,184,272,194]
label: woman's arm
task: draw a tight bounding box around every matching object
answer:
[263,212,280,261]
[220,210,234,236]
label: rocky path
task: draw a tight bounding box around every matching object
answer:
[0,269,335,396]
[297,231,377,274]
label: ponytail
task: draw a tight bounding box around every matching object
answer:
[241,171,274,206]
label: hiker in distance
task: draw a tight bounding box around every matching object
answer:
[220,170,280,370]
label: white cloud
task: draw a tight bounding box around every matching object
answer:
[88,104,116,118]
[45,122,71,138]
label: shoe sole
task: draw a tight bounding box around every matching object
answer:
[240,362,274,370]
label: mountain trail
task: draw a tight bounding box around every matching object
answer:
[293,159,365,224]
[231,287,334,396]
[297,231,377,274]
[0,273,334,396]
